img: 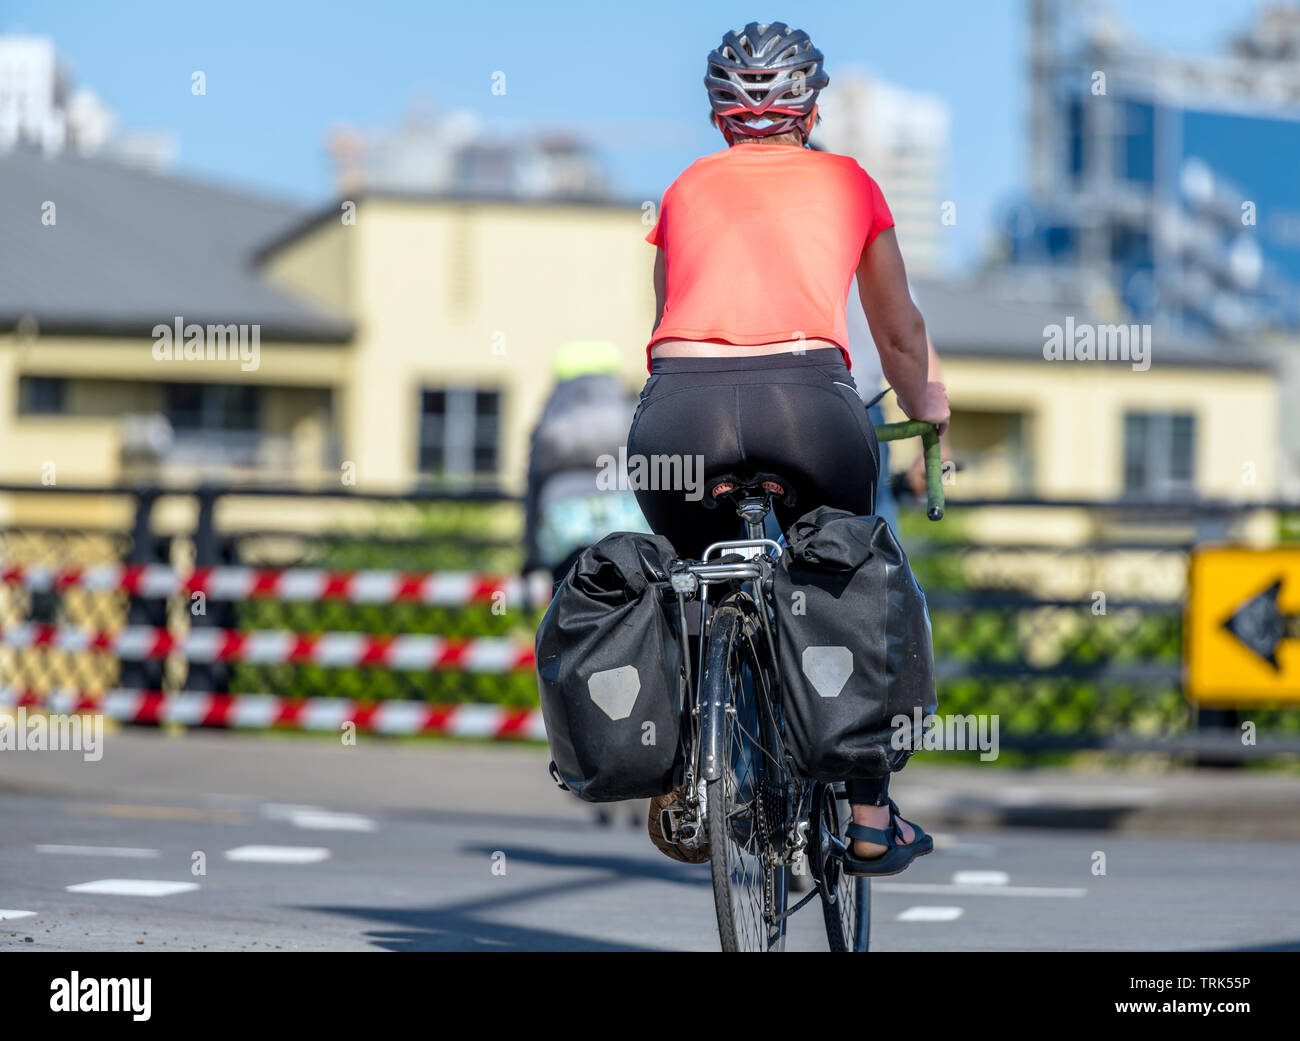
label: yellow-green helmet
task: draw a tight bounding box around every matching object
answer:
[551,340,623,381]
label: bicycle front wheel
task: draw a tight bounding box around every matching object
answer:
[703,601,788,952]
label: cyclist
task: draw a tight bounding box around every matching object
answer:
[629,21,949,876]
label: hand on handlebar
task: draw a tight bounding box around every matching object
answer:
[903,381,950,436]
[872,417,947,521]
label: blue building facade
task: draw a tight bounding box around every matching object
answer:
[1008,48,1300,337]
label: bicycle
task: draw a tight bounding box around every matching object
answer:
[651,420,945,952]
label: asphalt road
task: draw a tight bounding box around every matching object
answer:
[1,730,1297,952]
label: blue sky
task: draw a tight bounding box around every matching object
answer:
[5,0,1264,270]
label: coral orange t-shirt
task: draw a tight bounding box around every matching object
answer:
[645,144,894,371]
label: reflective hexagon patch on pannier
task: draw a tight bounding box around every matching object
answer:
[587,665,642,720]
[801,646,853,698]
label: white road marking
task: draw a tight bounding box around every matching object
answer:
[261,803,324,819]
[931,833,997,856]
[898,906,964,922]
[0,909,39,920]
[224,845,331,864]
[287,810,375,832]
[877,882,1086,898]
[261,803,375,830]
[66,879,200,897]
[36,844,161,859]
[951,870,1009,886]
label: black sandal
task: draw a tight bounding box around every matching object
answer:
[842,798,933,877]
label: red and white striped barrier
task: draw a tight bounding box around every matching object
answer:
[0,564,550,607]
[0,624,535,671]
[0,688,546,739]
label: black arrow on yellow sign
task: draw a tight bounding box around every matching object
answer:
[1222,579,1300,670]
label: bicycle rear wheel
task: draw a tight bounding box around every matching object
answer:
[703,600,788,952]
[813,782,871,952]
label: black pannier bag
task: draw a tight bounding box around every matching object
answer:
[535,532,684,802]
[773,506,937,780]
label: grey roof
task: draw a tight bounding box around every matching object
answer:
[911,274,1270,370]
[0,150,352,341]
[254,187,640,265]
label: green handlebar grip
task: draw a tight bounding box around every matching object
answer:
[873,420,933,443]
[872,420,945,521]
[921,426,944,520]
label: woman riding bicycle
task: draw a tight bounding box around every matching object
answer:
[629,20,950,876]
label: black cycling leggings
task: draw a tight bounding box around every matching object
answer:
[627,348,889,806]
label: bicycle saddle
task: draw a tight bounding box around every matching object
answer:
[703,471,798,510]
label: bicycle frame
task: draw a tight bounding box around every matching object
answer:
[660,420,946,896]
[662,494,802,863]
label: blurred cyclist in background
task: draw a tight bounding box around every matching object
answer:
[524,341,652,584]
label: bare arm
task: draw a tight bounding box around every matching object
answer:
[926,333,944,382]
[652,248,666,331]
[901,331,956,496]
[856,228,948,431]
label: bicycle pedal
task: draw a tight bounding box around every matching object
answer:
[658,806,679,841]
[661,804,705,850]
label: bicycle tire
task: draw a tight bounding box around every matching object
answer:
[703,600,789,952]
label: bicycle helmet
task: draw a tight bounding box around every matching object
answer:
[704,21,828,142]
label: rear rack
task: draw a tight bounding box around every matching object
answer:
[659,537,782,597]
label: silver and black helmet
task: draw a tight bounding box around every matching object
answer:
[704,21,828,140]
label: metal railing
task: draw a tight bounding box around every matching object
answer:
[1,482,1297,756]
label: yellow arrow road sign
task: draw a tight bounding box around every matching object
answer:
[1186,547,1300,704]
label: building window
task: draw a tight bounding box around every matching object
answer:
[17,376,67,415]
[1066,94,1085,185]
[1124,412,1196,498]
[1117,100,1155,187]
[163,383,261,431]
[945,409,1031,496]
[419,387,500,479]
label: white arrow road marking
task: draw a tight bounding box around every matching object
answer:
[878,882,1086,898]
[0,909,39,920]
[36,845,161,858]
[897,906,964,922]
[951,870,1009,886]
[66,879,200,897]
[224,845,331,864]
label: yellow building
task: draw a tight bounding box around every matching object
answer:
[903,276,1279,503]
[0,152,1282,534]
